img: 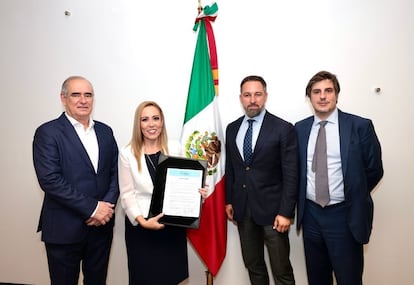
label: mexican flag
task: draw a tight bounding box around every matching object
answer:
[180,2,227,277]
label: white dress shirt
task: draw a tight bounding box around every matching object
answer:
[236,109,266,160]
[306,108,345,205]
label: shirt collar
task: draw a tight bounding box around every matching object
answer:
[64,112,95,130]
[313,108,338,126]
[244,109,266,124]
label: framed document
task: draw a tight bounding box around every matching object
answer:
[148,154,207,228]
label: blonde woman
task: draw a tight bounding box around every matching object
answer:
[119,101,206,285]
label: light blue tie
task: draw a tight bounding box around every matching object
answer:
[243,119,255,165]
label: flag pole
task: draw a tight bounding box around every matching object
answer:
[205,270,214,285]
[199,4,211,285]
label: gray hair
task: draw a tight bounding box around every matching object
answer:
[60,76,94,96]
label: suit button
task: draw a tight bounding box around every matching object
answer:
[242,184,247,188]
[245,166,250,171]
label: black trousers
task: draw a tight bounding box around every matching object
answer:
[237,208,295,285]
[45,228,113,285]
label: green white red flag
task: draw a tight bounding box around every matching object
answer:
[180,2,226,276]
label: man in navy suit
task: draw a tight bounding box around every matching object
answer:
[295,71,383,285]
[33,76,119,285]
[225,75,298,285]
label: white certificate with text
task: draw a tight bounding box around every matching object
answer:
[162,168,202,217]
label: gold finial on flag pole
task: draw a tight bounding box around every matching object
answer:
[198,0,203,14]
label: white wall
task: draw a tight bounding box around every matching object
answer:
[1,0,413,284]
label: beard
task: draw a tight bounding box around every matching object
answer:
[245,105,263,118]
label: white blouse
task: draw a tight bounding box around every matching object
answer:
[118,141,181,225]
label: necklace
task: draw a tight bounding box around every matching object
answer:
[145,153,157,171]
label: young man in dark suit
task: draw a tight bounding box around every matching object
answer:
[295,71,383,285]
[225,75,298,285]
[33,76,119,285]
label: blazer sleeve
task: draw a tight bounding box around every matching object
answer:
[278,122,299,218]
[98,124,120,205]
[32,124,99,219]
[118,148,141,225]
[224,123,237,205]
[361,120,384,191]
[118,146,154,225]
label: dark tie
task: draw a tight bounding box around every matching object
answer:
[312,121,329,207]
[243,119,255,165]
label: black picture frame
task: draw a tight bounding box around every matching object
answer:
[148,154,207,228]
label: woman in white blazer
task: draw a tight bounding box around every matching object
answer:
[119,101,205,285]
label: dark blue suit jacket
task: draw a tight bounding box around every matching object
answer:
[295,109,383,244]
[33,113,119,244]
[225,111,298,225]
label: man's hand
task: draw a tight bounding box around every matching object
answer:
[225,204,237,225]
[86,201,115,226]
[273,215,292,233]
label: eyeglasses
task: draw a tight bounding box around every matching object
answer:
[69,92,94,98]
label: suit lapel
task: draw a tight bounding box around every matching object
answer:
[59,114,96,173]
[300,118,313,160]
[95,123,104,174]
[253,113,270,156]
[338,110,351,178]
[230,117,244,162]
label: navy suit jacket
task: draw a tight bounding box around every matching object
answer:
[33,113,119,244]
[295,109,383,244]
[225,111,298,225]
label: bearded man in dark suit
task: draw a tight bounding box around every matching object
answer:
[225,75,298,285]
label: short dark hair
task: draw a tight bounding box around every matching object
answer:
[240,75,267,92]
[305,71,340,97]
